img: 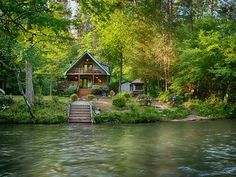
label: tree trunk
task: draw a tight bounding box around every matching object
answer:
[210,0,214,16]
[49,77,53,96]
[119,48,123,93]
[26,60,34,103]
[16,71,34,119]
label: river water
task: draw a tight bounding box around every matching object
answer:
[0,119,236,177]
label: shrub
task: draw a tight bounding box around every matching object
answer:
[70,94,78,102]
[91,85,102,95]
[169,94,184,105]
[137,94,151,106]
[88,94,95,101]
[129,99,139,111]
[35,96,45,106]
[149,89,159,98]
[183,98,235,118]
[0,95,14,106]
[112,95,127,108]
[64,85,77,95]
[159,91,171,102]
[51,96,59,103]
[94,106,161,123]
[94,112,121,123]
[109,90,115,97]
[120,92,131,99]
[160,106,189,119]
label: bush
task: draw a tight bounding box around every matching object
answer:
[51,96,59,103]
[35,96,45,106]
[183,98,235,118]
[149,89,159,98]
[160,106,189,119]
[109,90,115,97]
[94,112,122,123]
[64,85,77,95]
[119,92,131,99]
[137,94,151,106]
[94,106,161,123]
[88,94,95,101]
[169,94,184,105]
[91,85,102,95]
[112,95,127,108]
[70,94,78,102]
[0,96,68,124]
[0,95,14,106]
[159,91,171,102]
[92,85,108,95]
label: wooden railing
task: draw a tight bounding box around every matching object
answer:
[74,68,102,74]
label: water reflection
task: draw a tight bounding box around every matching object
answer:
[0,120,236,177]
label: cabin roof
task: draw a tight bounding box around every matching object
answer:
[64,52,110,75]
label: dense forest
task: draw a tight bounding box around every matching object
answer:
[0,0,235,104]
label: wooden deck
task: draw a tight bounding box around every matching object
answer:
[78,89,92,97]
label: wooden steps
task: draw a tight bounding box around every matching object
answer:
[68,102,93,123]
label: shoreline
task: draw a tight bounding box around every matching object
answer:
[0,115,231,124]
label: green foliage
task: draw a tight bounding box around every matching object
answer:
[119,92,131,100]
[183,98,236,118]
[95,106,161,124]
[112,94,127,108]
[91,85,103,95]
[0,95,14,106]
[172,17,236,100]
[159,92,171,103]
[88,94,95,101]
[70,94,78,102]
[160,107,189,120]
[35,96,45,107]
[149,89,159,98]
[51,96,59,104]
[109,90,115,97]
[137,94,151,106]
[64,85,77,96]
[0,97,67,123]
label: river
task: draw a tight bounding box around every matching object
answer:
[0,119,236,177]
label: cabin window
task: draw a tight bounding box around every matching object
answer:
[83,64,92,72]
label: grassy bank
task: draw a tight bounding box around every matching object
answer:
[93,95,236,124]
[94,106,189,123]
[0,96,68,124]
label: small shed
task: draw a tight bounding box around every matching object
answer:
[130,79,144,95]
[121,82,131,92]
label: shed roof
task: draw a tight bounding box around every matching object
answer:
[131,79,144,84]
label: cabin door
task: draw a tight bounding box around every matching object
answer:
[79,77,92,89]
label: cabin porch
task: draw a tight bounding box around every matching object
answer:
[67,75,109,96]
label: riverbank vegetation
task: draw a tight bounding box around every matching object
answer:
[0,1,235,123]
[0,96,68,123]
[93,93,236,124]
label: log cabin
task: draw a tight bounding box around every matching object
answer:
[64,52,110,96]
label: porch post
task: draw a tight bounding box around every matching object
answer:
[78,74,80,89]
[92,64,94,85]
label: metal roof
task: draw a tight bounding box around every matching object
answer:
[131,79,144,84]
